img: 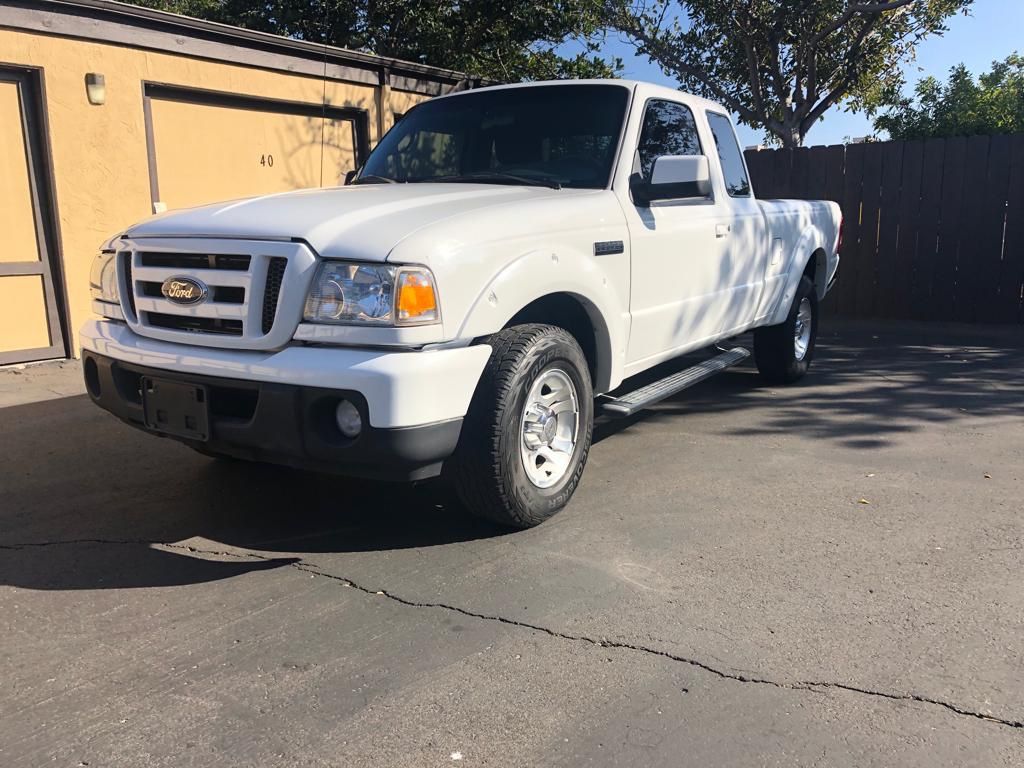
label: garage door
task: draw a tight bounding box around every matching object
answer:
[0,69,66,365]
[145,85,369,212]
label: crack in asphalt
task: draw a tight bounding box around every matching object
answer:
[4,537,1023,731]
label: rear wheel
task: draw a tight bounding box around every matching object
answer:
[754,275,818,384]
[449,324,593,528]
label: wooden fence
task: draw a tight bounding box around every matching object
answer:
[743,135,1024,324]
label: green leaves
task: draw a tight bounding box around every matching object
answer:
[874,53,1024,139]
[130,0,621,81]
[609,0,974,146]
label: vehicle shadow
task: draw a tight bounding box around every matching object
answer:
[0,394,509,591]
[2,319,1021,592]
[596,319,1024,449]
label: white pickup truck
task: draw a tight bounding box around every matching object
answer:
[83,80,840,528]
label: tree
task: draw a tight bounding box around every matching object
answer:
[608,0,973,147]
[874,54,1024,139]
[129,1,621,81]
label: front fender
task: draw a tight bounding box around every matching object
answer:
[456,247,628,393]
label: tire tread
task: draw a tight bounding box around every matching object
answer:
[450,324,591,528]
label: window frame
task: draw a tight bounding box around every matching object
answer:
[705,110,753,199]
[634,97,705,185]
[363,82,633,190]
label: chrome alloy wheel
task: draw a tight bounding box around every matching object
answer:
[793,297,813,361]
[520,368,580,489]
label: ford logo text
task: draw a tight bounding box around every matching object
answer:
[161,277,208,305]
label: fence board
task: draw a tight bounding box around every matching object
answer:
[743,150,771,199]
[769,147,793,199]
[932,137,968,320]
[875,141,904,318]
[743,134,1024,324]
[975,135,1012,322]
[1002,135,1024,323]
[955,136,991,322]
[913,139,946,319]
[821,145,846,318]
[805,146,829,201]
[790,147,810,199]
[889,140,924,319]
[853,144,883,317]
[837,142,866,316]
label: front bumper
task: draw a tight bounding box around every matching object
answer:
[79,319,491,428]
[79,319,493,481]
[83,349,463,481]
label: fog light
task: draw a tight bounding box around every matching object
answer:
[335,399,363,438]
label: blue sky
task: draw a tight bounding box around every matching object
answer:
[573,0,1022,147]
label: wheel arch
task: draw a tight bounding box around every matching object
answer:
[803,247,829,300]
[456,248,626,393]
[503,292,611,392]
[767,225,829,326]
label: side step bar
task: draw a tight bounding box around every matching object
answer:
[600,347,750,416]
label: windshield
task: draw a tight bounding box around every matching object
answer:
[358,84,630,189]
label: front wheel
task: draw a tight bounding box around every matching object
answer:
[754,275,818,384]
[449,324,594,529]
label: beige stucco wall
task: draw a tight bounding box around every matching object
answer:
[388,88,432,127]
[0,26,436,357]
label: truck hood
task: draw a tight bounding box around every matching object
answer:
[125,184,568,261]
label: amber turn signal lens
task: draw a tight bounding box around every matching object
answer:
[396,270,439,324]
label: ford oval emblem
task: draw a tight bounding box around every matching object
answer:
[161,276,208,305]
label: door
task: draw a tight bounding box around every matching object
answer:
[144,84,368,212]
[704,111,768,335]
[623,98,730,369]
[0,69,66,365]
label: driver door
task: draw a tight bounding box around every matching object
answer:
[622,99,730,371]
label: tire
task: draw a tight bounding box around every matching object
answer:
[754,275,818,384]
[449,324,594,529]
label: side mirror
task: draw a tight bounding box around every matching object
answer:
[343,169,358,186]
[632,155,711,205]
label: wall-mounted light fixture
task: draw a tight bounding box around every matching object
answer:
[85,73,106,105]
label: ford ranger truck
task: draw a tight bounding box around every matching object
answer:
[82,80,840,528]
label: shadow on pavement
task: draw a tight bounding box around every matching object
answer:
[596,321,1024,449]
[2,320,1021,591]
[0,393,509,591]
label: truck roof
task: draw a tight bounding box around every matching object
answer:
[433,79,732,119]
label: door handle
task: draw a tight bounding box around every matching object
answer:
[716,224,731,238]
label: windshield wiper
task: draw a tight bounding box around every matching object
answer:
[426,172,562,190]
[351,174,399,185]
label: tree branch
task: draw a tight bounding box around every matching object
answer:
[618,13,763,124]
[810,0,915,46]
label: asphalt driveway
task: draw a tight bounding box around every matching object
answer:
[1,320,1022,767]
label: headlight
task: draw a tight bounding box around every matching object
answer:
[304,261,439,326]
[90,250,119,304]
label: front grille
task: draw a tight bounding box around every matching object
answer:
[139,252,251,271]
[120,252,136,318]
[262,257,287,334]
[146,312,243,336]
[124,242,303,348]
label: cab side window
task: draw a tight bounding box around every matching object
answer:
[636,100,701,182]
[706,111,751,197]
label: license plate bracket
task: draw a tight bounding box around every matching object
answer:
[141,376,210,442]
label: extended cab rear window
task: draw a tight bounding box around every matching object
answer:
[361,84,630,189]
[706,111,751,197]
